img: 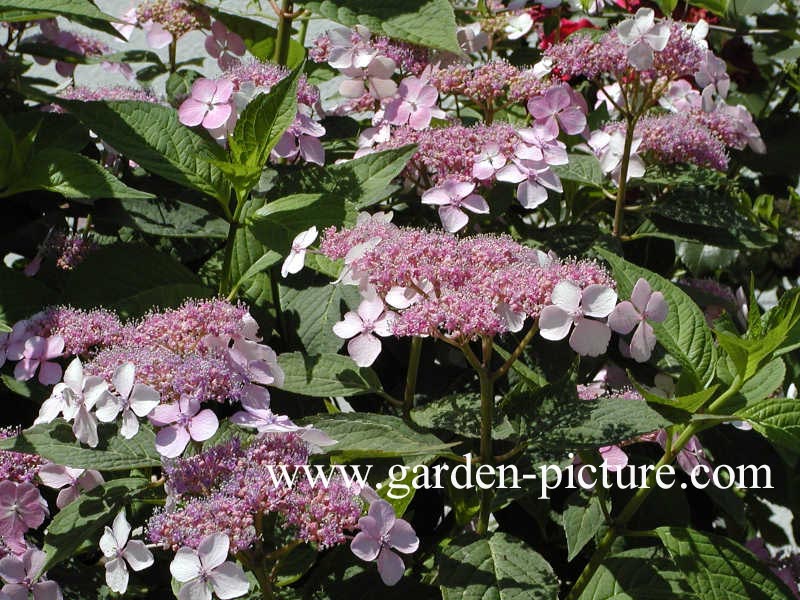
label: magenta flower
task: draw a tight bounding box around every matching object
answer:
[13,336,63,385]
[515,119,569,166]
[281,226,318,278]
[169,533,249,600]
[384,76,444,130]
[150,397,219,458]
[695,50,730,111]
[339,57,398,100]
[333,293,395,367]
[495,159,563,209]
[1,321,33,364]
[421,180,489,233]
[0,482,47,539]
[608,278,668,363]
[94,362,160,439]
[178,79,234,131]
[656,431,710,475]
[226,339,283,387]
[539,281,618,357]
[351,500,419,586]
[527,84,587,136]
[205,21,246,69]
[272,114,326,166]
[38,464,103,509]
[616,8,671,71]
[99,510,154,594]
[0,549,61,600]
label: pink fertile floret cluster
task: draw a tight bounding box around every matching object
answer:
[320,221,613,339]
[148,432,361,552]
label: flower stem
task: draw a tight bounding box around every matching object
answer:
[612,115,638,238]
[565,421,701,600]
[272,0,294,66]
[492,324,538,381]
[168,41,177,73]
[403,337,423,417]
[476,337,494,535]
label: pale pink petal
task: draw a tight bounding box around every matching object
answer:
[227,32,246,56]
[146,22,172,49]
[202,103,232,130]
[600,445,628,470]
[333,312,363,340]
[37,465,78,490]
[56,485,80,509]
[496,162,528,184]
[388,520,419,554]
[629,278,652,313]
[438,205,469,232]
[339,78,366,98]
[122,540,154,571]
[208,562,249,599]
[627,42,654,70]
[517,180,548,209]
[376,547,405,586]
[105,556,129,594]
[551,280,582,312]
[170,548,201,582]
[347,333,381,367]
[629,321,656,363]
[44,336,64,359]
[198,534,229,571]
[420,187,452,206]
[356,514,381,539]
[298,136,325,166]
[99,527,118,558]
[460,194,489,214]
[94,395,122,423]
[569,319,612,357]
[155,425,190,458]
[129,385,160,417]
[557,106,587,136]
[350,532,380,562]
[369,500,397,537]
[111,509,131,545]
[112,363,136,400]
[188,410,219,442]
[645,23,670,51]
[178,99,208,127]
[178,578,212,600]
[581,285,618,318]
[212,79,234,103]
[539,306,573,341]
[607,301,640,335]
[0,556,25,583]
[645,291,668,322]
[281,250,306,278]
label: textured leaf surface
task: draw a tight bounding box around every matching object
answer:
[60,100,230,201]
[303,413,452,458]
[439,532,559,600]
[0,421,161,471]
[301,0,461,53]
[277,352,384,397]
[657,527,796,600]
[737,398,800,453]
[564,493,607,561]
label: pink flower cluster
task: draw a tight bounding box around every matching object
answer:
[134,0,210,49]
[57,86,159,105]
[320,220,614,349]
[148,432,362,552]
[430,60,551,108]
[31,20,112,78]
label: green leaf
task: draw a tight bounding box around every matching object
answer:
[59,100,230,202]
[577,547,697,600]
[564,492,607,561]
[267,146,416,210]
[0,421,162,471]
[656,526,797,600]
[736,398,800,453]
[553,154,604,188]
[438,532,559,600]
[97,197,229,239]
[4,149,154,200]
[729,0,775,15]
[111,283,214,319]
[410,393,515,439]
[277,352,384,397]
[648,190,774,249]
[0,0,123,38]
[249,193,349,256]
[687,0,729,15]
[300,0,462,54]
[279,277,360,355]
[42,478,149,572]
[302,413,453,458]
[653,0,679,14]
[65,243,205,312]
[229,66,301,170]
[597,248,717,388]
[228,198,276,304]
[210,9,305,66]
[275,543,318,587]
[0,266,51,326]
[165,69,201,105]
[631,381,718,421]
[721,357,786,412]
[505,377,673,452]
